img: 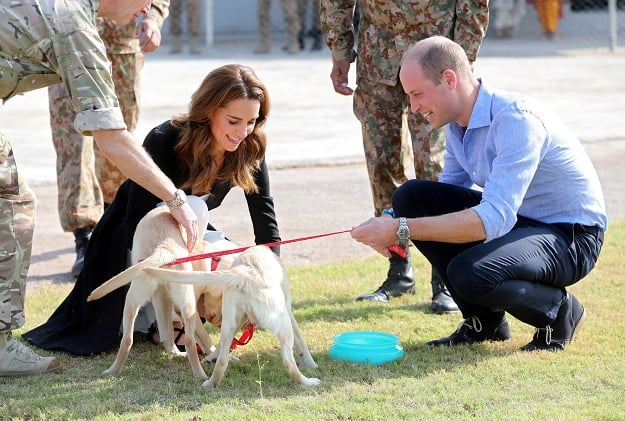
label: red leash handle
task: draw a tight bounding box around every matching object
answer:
[230,322,255,350]
[386,243,408,259]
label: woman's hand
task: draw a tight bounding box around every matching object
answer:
[169,203,198,252]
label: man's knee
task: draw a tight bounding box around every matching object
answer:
[392,179,440,217]
[447,253,501,299]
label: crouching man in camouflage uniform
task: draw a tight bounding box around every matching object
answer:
[0,0,198,376]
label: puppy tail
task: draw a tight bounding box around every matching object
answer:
[86,250,179,302]
[143,267,247,289]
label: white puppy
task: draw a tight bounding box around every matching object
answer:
[87,206,212,379]
[144,245,321,387]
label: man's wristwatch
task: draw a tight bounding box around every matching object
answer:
[165,189,187,208]
[397,217,410,247]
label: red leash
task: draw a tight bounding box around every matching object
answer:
[165,229,354,266]
[165,229,407,267]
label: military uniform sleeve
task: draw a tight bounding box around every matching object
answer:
[453,0,490,62]
[148,0,171,28]
[320,0,358,63]
[56,30,125,134]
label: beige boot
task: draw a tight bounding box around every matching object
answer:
[189,36,202,55]
[287,37,300,55]
[170,35,183,54]
[0,332,63,376]
[254,40,271,54]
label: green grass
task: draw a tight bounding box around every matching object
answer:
[3,221,625,420]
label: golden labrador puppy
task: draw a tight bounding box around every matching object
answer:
[144,245,321,387]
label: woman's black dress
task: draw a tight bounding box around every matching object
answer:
[23,121,280,355]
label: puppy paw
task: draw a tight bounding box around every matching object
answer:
[301,377,321,387]
[201,378,220,388]
[169,349,186,357]
[203,351,239,364]
[203,350,219,363]
[102,368,119,376]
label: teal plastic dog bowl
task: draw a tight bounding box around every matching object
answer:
[328,331,404,365]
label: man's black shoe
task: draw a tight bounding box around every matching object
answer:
[520,292,586,352]
[356,252,415,303]
[427,314,511,346]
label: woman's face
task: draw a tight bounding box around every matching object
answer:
[209,99,261,155]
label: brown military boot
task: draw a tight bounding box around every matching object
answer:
[170,35,183,54]
[254,40,271,54]
[189,35,202,54]
[287,37,300,55]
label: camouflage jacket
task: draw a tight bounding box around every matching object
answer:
[320,0,489,86]
[0,0,124,135]
[99,0,170,54]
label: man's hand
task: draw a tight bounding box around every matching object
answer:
[136,17,162,53]
[169,203,198,252]
[351,216,399,257]
[330,59,354,96]
[92,129,199,252]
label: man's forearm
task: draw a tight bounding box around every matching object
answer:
[92,129,177,202]
[407,209,486,244]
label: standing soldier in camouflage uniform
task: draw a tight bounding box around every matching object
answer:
[254,0,302,54]
[0,0,199,377]
[48,1,170,279]
[320,0,489,312]
[297,0,323,50]
[168,0,203,54]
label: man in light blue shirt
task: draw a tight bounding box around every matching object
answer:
[351,36,606,352]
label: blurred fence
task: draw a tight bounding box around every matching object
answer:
[160,1,625,52]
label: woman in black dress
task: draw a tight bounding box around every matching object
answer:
[24,64,281,355]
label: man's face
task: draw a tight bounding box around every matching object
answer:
[399,60,453,129]
[98,0,152,25]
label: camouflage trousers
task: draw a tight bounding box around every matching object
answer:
[257,0,301,41]
[353,78,445,216]
[0,132,35,332]
[297,0,320,33]
[169,0,202,37]
[48,52,142,232]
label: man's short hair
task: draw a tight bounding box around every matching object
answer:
[402,36,471,85]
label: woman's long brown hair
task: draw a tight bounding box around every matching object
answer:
[171,64,270,194]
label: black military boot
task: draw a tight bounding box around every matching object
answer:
[356,251,416,303]
[71,226,93,278]
[430,267,459,314]
[310,29,322,51]
[298,30,306,50]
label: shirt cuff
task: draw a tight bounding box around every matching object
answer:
[74,107,127,135]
